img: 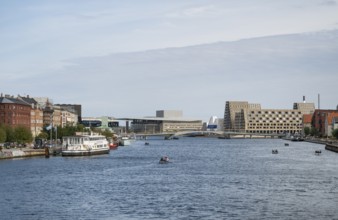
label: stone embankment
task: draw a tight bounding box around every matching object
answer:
[325,143,338,153]
[0,148,45,160]
[303,137,338,153]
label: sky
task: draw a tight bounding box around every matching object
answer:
[1,0,338,122]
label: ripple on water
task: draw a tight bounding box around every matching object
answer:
[0,138,338,219]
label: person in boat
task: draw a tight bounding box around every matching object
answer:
[159,156,169,163]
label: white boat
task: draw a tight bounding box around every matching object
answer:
[62,134,109,156]
[119,136,131,146]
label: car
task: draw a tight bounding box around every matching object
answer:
[4,142,12,149]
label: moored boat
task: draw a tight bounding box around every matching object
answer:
[119,137,131,146]
[109,142,119,150]
[62,134,109,156]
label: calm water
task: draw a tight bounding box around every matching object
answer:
[1,138,338,220]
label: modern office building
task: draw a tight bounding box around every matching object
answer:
[81,116,119,132]
[119,110,202,133]
[293,102,315,114]
[224,101,261,132]
[246,109,303,134]
[224,101,309,134]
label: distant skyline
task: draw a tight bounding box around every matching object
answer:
[1,0,338,122]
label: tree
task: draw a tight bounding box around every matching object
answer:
[101,129,113,139]
[304,127,310,136]
[310,127,319,136]
[14,126,33,144]
[37,131,48,139]
[4,125,15,142]
[332,129,338,139]
[0,126,6,143]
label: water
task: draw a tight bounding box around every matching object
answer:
[1,138,338,220]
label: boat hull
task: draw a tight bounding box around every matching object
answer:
[119,139,131,146]
[109,143,119,150]
[62,149,110,157]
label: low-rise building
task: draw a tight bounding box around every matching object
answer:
[302,114,313,130]
[18,95,44,137]
[0,94,31,129]
[119,110,202,133]
[311,110,338,137]
[326,112,338,137]
[332,117,338,131]
[81,116,119,132]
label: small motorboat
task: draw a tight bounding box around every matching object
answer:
[159,156,170,164]
[272,149,278,154]
[145,142,150,145]
[315,150,321,155]
[284,143,289,146]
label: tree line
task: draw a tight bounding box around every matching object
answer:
[0,124,33,146]
[303,127,338,139]
[0,124,115,147]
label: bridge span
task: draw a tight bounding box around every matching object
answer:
[136,131,285,139]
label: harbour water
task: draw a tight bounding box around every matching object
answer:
[1,138,338,219]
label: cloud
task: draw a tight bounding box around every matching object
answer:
[1,1,338,121]
[166,4,217,18]
[320,0,337,6]
[2,29,335,120]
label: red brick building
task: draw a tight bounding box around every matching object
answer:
[312,109,338,137]
[303,114,313,129]
[0,95,32,129]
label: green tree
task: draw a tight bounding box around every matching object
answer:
[304,127,310,136]
[0,126,6,143]
[4,125,15,142]
[310,127,319,136]
[76,124,85,132]
[37,131,48,139]
[14,126,33,145]
[101,129,113,139]
[51,124,88,140]
[332,129,338,139]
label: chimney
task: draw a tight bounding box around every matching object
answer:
[318,94,320,109]
[303,96,306,103]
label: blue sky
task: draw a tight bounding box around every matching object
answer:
[1,0,338,122]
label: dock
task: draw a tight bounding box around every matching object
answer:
[0,148,46,160]
[0,146,62,160]
[325,143,338,153]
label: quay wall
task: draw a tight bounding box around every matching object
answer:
[325,143,338,153]
[0,148,45,160]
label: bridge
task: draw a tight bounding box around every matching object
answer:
[136,131,285,139]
